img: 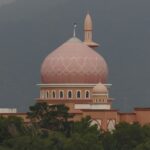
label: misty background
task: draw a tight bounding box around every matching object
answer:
[0,0,150,112]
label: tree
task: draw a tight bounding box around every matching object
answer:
[134,124,150,150]
[112,122,145,150]
[72,116,99,135]
[64,132,104,150]
[2,103,150,150]
[100,131,117,150]
[0,146,11,150]
[66,116,104,150]
[134,139,150,150]
[27,103,74,135]
[0,116,25,143]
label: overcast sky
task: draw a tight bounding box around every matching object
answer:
[0,0,150,112]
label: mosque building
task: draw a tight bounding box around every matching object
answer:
[0,13,150,131]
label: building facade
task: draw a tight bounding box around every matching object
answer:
[0,13,150,131]
[36,13,150,131]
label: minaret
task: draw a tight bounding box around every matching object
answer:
[83,13,99,48]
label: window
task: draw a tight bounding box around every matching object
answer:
[76,91,81,99]
[68,91,72,99]
[60,91,64,99]
[46,91,49,99]
[85,91,90,99]
[52,91,56,98]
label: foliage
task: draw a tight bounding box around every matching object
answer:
[113,122,145,150]
[0,116,24,143]
[0,103,150,150]
[28,103,73,135]
[100,131,117,150]
[72,116,99,135]
[134,138,150,150]
[2,131,103,150]
[101,122,150,150]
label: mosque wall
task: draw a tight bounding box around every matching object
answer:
[134,108,150,125]
[119,113,136,123]
[40,87,92,100]
[0,107,150,131]
[81,109,118,130]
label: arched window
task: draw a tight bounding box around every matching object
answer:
[76,91,81,99]
[52,91,56,98]
[68,91,72,99]
[60,91,64,99]
[46,91,49,99]
[85,91,90,99]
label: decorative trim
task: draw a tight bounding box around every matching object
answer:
[37,99,92,104]
[92,93,108,96]
[37,83,112,88]
[74,104,111,110]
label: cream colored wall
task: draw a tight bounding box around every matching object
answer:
[40,87,92,100]
[75,104,111,110]
[92,94,108,103]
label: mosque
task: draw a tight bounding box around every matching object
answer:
[0,13,150,131]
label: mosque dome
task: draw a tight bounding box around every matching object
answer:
[41,37,108,84]
[93,83,108,94]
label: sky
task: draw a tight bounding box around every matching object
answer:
[0,0,150,112]
[0,0,16,7]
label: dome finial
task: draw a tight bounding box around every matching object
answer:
[73,23,77,37]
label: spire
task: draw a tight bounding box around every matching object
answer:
[73,23,77,37]
[84,13,99,48]
[84,13,93,31]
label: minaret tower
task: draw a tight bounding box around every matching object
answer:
[84,13,99,48]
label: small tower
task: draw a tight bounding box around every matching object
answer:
[92,83,108,104]
[84,13,99,48]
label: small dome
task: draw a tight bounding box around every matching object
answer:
[41,37,108,84]
[93,83,108,94]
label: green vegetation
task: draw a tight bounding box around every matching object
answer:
[0,103,149,150]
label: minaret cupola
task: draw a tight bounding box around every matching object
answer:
[84,13,99,48]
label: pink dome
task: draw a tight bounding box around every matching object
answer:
[41,37,108,84]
